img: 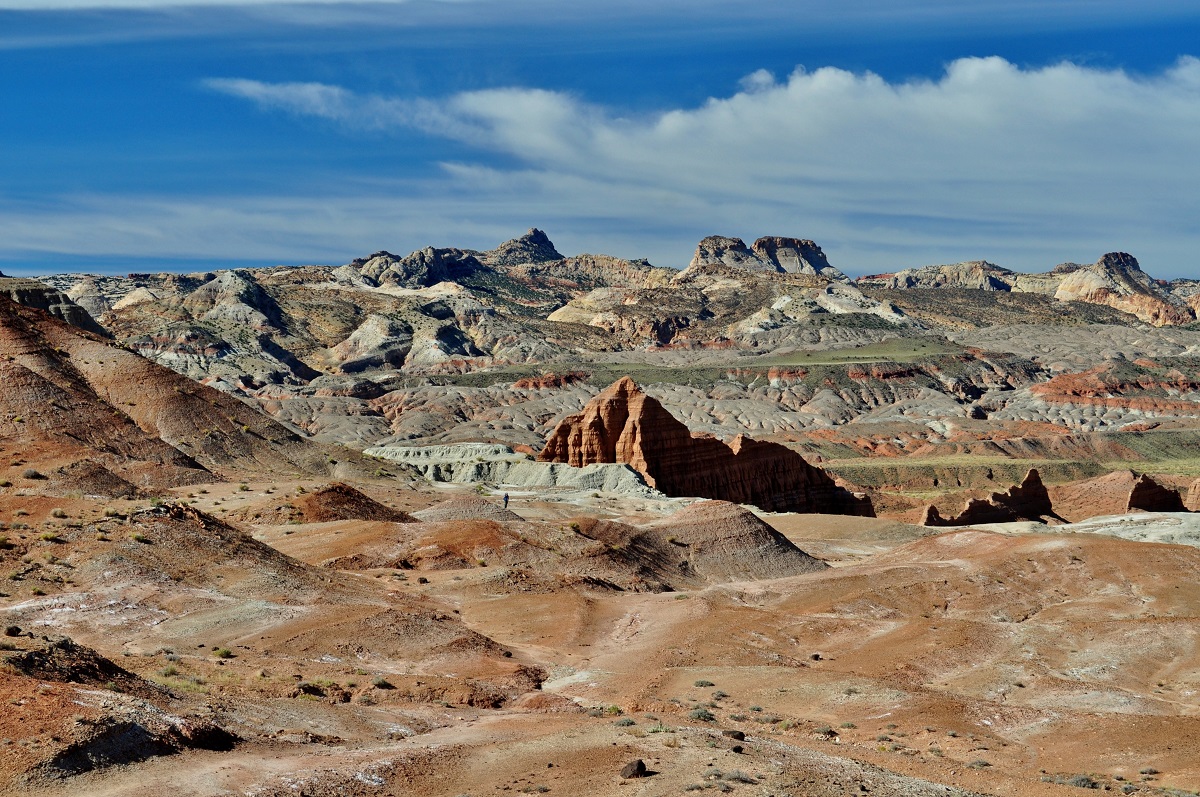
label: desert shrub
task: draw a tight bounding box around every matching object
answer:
[212,648,234,659]
[1139,768,1159,775]
[840,722,857,729]
[694,679,715,687]
[238,483,249,492]
[21,469,44,480]
[689,708,716,722]
[372,676,393,689]
[50,508,67,519]
[711,690,727,700]
[1064,775,1098,789]
[968,759,991,769]
[613,718,635,727]
[726,771,756,784]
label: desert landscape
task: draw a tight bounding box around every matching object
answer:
[1,227,1199,796]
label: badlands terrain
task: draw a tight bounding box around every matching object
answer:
[3,230,1200,795]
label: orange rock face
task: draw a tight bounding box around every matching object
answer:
[1049,470,1187,522]
[539,377,872,515]
[1188,479,1200,512]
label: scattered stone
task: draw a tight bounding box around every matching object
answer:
[619,759,647,779]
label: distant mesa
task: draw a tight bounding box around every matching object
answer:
[688,235,847,280]
[538,376,873,516]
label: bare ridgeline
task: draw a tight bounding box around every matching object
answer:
[3,229,1200,795]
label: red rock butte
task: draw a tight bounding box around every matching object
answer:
[538,376,873,516]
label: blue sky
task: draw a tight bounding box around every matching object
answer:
[1,1,1198,278]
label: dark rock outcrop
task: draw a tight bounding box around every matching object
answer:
[1128,473,1187,513]
[923,469,1055,527]
[484,228,563,266]
[349,247,483,289]
[619,760,647,779]
[539,377,872,515]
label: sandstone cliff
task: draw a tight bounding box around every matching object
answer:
[538,376,872,515]
[922,469,1055,526]
[1049,470,1187,522]
[1188,478,1200,512]
[1053,253,1194,326]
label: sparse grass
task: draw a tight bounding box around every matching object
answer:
[212,648,234,659]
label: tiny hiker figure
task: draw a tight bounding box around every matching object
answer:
[503,492,509,509]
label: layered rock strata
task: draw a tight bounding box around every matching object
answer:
[538,376,872,515]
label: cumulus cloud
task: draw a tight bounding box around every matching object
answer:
[195,56,1200,273]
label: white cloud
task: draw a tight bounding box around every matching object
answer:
[6,56,1200,276]
[194,57,1200,274]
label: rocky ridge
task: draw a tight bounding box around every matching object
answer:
[688,235,848,280]
[859,252,1196,327]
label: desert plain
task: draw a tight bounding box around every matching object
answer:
[3,230,1200,796]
